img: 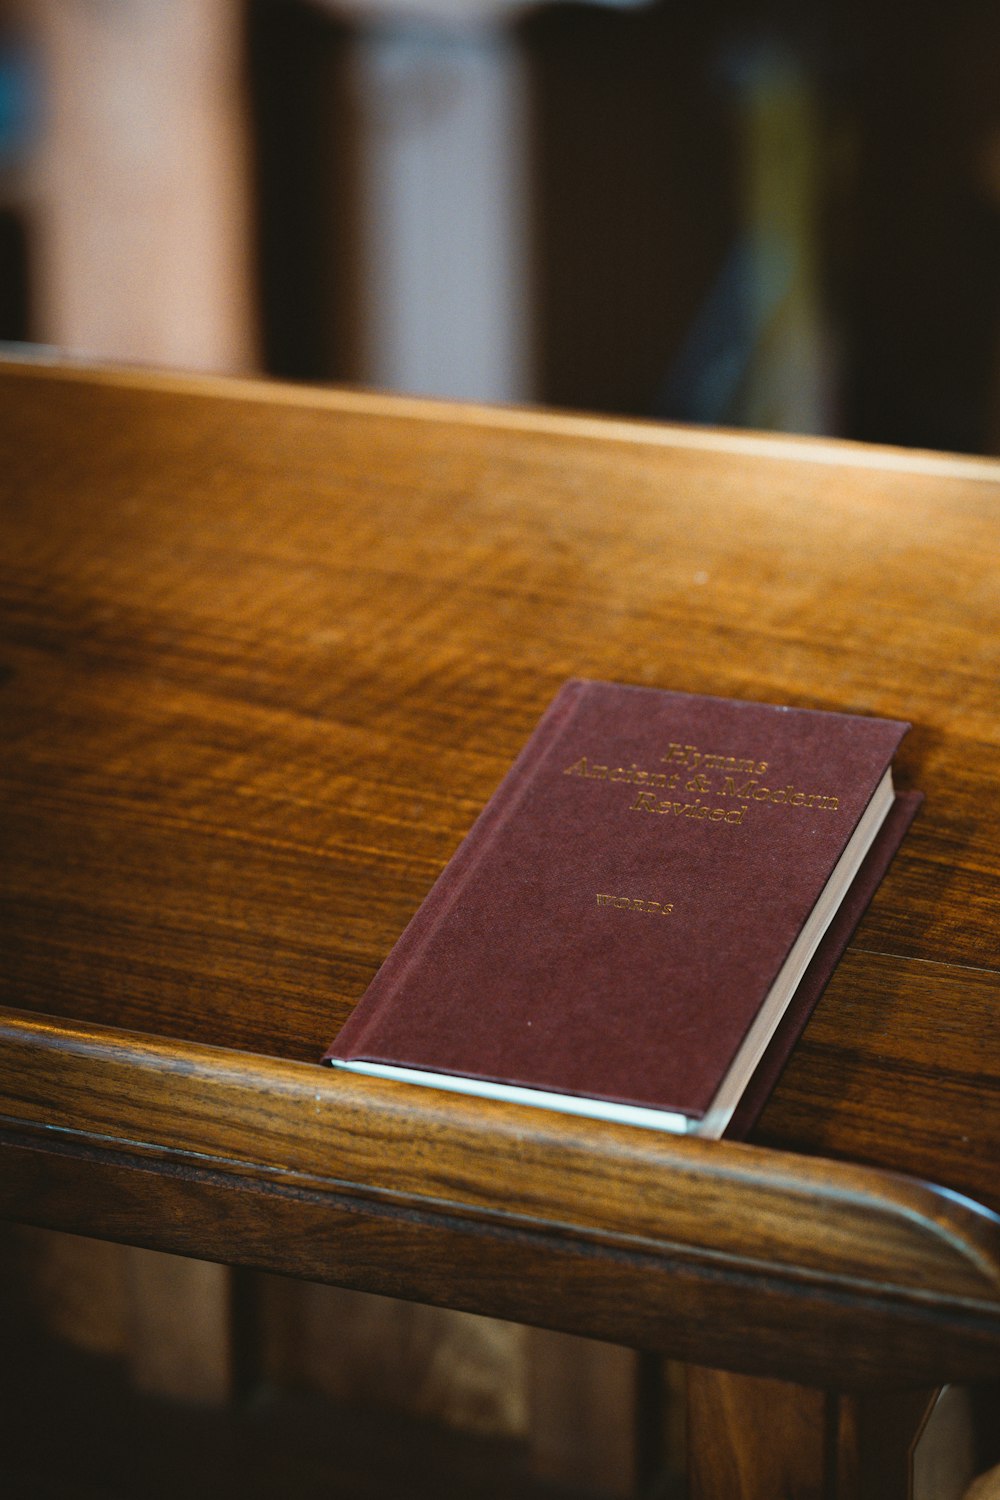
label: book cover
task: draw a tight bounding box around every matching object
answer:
[324,680,918,1136]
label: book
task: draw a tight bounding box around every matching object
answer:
[324,680,920,1138]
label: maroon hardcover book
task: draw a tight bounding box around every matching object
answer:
[324,680,919,1137]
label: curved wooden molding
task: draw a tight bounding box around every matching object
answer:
[2,1004,998,1385]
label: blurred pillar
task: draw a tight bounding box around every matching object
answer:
[32,0,256,370]
[320,0,651,403]
[352,14,529,402]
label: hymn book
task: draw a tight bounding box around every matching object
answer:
[324,680,920,1137]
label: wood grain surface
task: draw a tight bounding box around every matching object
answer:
[1,358,998,1388]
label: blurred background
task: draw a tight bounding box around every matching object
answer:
[2,3,999,1498]
[1,0,999,450]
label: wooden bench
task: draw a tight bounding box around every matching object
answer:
[1,358,997,1496]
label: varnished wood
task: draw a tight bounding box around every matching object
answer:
[837,1387,942,1500]
[686,1376,948,1500]
[256,1278,528,1438]
[687,1369,830,1500]
[1,359,998,1392]
[123,1249,232,1404]
[526,1330,638,1497]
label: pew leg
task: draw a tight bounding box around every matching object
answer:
[687,1368,942,1500]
